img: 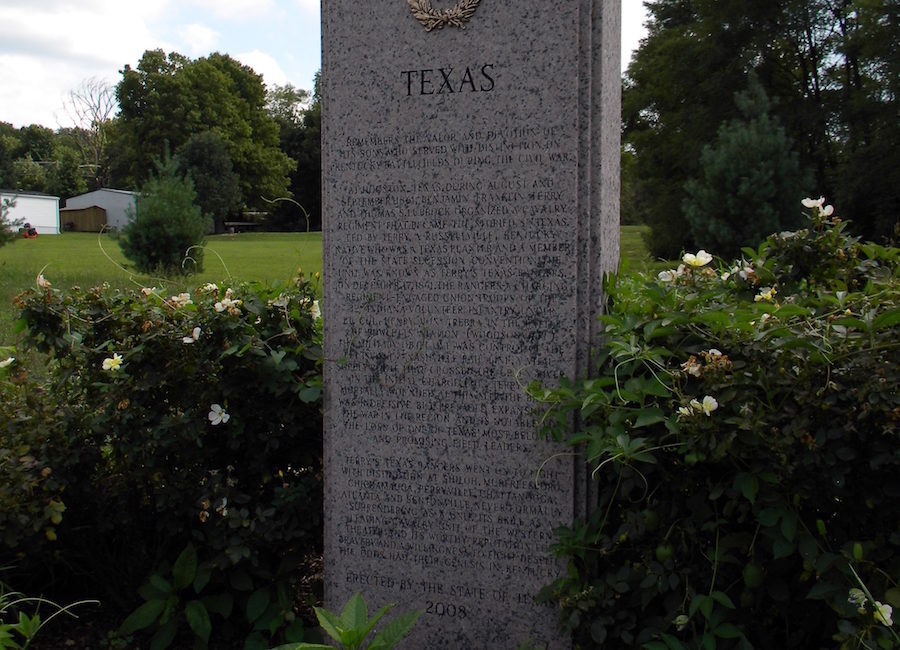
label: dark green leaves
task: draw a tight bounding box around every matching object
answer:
[530,207,900,647]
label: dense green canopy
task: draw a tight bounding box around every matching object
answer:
[111,50,295,212]
[625,0,899,258]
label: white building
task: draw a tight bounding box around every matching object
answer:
[0,190,60,234]
[64,188,138,231]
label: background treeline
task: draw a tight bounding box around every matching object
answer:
[0,50,321,232]
[624,0,898,258]
[3,0,896,248]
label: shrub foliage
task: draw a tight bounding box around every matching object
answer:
[530,201,900,648]
[4,275,323,648]
[683,80,810,258]
[119,157,211,275]
[1,196,21,248]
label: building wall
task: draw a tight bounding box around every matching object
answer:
[60,206,107,232]
[65,189,137,231]
[1,191,60,234]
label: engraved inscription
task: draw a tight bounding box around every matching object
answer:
[401,64,496,95]
[327,118,578,620]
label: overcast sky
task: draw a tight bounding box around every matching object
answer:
[0,1,648,130]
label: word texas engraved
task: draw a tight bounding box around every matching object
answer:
[408,0,482,31]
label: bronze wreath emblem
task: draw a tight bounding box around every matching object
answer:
[407,0,482,31]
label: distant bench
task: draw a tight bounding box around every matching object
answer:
[223,221,260,233]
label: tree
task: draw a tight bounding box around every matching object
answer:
[44,146,88,200]
[14,125,55,162]
[175,131,242,226]
[1,195,20,248]
[0,122,20,187]
[624,1,763,257]
[112,50,294,210]
[626,0,899,257]
[267,73,321,231]
[59,77,117,190]
[829,0,900,243]
[684,79,810,257]
[10,156,46,192]
[119,156,210,275]
[266,83,309,126]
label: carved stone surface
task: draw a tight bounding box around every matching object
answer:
[321,2,620,647]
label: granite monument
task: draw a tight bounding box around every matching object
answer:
[322,1,621,646]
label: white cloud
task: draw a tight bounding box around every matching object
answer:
[234,50,288,87]
[621,3,648,72]
[0,0,174,127]
[0,0,644,128]
[179,23,221,55]
[294,0,319,14]
[189,0,275,20]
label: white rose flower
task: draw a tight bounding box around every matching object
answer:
[208,403,230,425]
[700,395,719,416]
[874,602,893,627]
[683,250,713,268]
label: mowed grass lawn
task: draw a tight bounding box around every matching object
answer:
[0,231,323,341]
[0,226,652,341]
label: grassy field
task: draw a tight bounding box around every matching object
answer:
[620,224,653,269]
[1,226,652,342]
[0,231,323,341]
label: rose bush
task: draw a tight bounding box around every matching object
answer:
[529,201,900,648]
[5,274,324,648]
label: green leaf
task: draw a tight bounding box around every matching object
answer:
[201,593,234,618]
[807,582,842,600]
[119,599,166,635]
[298,386,321,403]
[149,618,178,650]
[246,588,271,624]
[774,304,811,318]
[696,311,732,329]
[340,592,368,631]
[798,534,817,561]
[688,594,704,618]
[13,612,40,639]
[757,508,780,527]
[710,591,735,609]
[284,619,307,642]
[780,512,798,542]
[714,623,742,639]
[229,570,253,592]
[873,309,900,330]
[313,606,344,645]
[172,543,198,591]
[884,588,900,608]
[193,566,211,594]
[368,610,423,650]
[733,473,758,504]
[149,574,174,595]
[773,538,794,560]
[243,631,268,650]
[634,408,665,428]
[830,316,867,330]
[350,603,393,649]
[184,600,211,642]
[139,581,169,602]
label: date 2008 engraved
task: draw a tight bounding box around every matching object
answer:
[426,601,468,618]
